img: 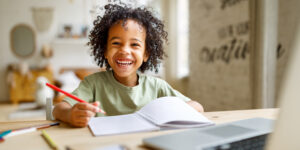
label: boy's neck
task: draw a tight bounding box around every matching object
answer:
[112,72,139,87]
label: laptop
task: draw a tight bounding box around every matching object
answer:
[143,24,300,150]
[143,118,274,150]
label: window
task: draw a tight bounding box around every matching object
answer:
[176,0,189,78]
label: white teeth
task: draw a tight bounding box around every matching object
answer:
[116,60,133,65]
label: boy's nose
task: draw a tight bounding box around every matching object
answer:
[119,45,131,54]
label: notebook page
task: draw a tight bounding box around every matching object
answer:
[137,97,213,127]
[88,114,159,136]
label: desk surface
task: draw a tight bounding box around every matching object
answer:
[0,108,278,150]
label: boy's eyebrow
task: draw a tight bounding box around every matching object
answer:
[131,38,143,43]
[109,37,121,41]
[109,37,143,43]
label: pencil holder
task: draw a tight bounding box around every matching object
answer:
[46,97,55,120]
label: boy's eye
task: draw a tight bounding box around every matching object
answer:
[131,43,140,47]
[112,42,120,45]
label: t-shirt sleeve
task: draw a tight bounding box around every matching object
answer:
[63,78,94,106]
[157,79,191,102]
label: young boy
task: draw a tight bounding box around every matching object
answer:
[53,4,203,127]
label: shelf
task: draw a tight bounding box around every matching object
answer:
[51,38,89,45]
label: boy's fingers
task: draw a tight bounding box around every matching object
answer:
[76,110,96,117]
[92,101,100,107]
[76,103,99,112]
[73,121,88,127]
[92,101,106,114]
[76,116,90,123]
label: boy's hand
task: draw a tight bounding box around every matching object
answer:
[67,101,100,127]
[186,100,204,113]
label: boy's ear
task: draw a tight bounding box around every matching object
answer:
[104,49,107,59]
[143,51,149,62]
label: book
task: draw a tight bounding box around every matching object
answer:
[88,96,214,136]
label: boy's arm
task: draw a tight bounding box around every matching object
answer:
[53,101,99,127]
[186,100,204,113]
[53,102,72,124]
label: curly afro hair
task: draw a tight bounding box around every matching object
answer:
[88,4,168,73]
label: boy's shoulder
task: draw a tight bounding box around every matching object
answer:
[139,73,166,84]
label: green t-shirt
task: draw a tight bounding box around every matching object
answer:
[64,70,190,116]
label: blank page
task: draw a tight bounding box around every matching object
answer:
[88,114,159,136]
[137,97,213,127]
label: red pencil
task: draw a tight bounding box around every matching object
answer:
[46,83,106,114]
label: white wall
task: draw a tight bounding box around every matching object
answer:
[0,0,97,102]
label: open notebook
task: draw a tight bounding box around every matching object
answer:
[88,96,214,136]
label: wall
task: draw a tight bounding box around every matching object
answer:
[0,0,97,102]
[187,0,299,111]
[188,0,252,111]
[275,0,300,106]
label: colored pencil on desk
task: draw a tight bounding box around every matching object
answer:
[6,127,37,137]
[0,130,11,138]
[35,122,60,130]
[2,122,60,138]
[41,130,58,150]
[12,122,60,132]
[45,82,106,114]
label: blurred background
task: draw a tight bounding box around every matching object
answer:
[0,0,299,121]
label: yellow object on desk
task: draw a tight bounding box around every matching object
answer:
[41,130,57,150]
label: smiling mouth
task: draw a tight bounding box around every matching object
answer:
[116,60,133,66]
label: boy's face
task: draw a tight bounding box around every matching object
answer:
[105,19,148,82]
